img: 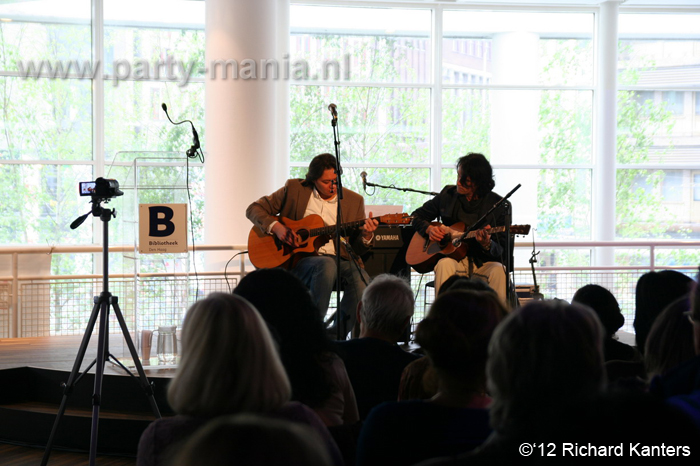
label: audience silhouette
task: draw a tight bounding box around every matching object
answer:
[234,268,359,427]
[137,268,700,466]
[171,414,332,466]
[634,270,693,354]
[335,273,421,420]
[572,284,638,362]
[356,289,506,466]
[136,292,341,466]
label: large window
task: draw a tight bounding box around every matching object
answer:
[442,10,594,244]
[290,5,432,212]
[290,5,595,248]
[2,1,699,271]
[0,1,92,251]
[0,0,205,274]
[617,13,700,245]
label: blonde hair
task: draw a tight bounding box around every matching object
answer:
[167,293,291,416]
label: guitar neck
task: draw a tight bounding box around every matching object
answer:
[309,218,371,238]
[456,226,506,241]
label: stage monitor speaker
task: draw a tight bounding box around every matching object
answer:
[361,225,413,280]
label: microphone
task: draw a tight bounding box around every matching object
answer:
[328,103,338,120]
[162,102,202,161]
[360,171,367,191]
[188,126,201,157]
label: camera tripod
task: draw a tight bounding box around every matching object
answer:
[42,200,161,466]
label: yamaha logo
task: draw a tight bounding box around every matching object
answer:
[376,234,400,241]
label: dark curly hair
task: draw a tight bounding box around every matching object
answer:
[302,153,338,186]
[416,289,505,389]
[456,153,495,198]
[233,268,337,408]
[572,284,624,338]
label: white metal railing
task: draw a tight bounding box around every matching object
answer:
[0,244,249,338]
[1,240,698,338]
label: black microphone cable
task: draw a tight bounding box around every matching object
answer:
[162,102,205,300]
[161,103,205,163]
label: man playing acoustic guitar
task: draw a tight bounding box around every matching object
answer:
[246,153,379,337]
[410,153,508,304]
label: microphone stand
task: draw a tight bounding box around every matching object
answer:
[460,184,521,235]
[456,184,521,308]
[329,104,344,340]
[328,105,370,340]
[364,176,439,197]
[529,230,544,301]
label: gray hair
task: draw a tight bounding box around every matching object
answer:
[487,300,605,434]
[168,293,291,416]
[360,274,415,337]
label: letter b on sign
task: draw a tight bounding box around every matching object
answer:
[139,203,187,254]
[149,206,175,237]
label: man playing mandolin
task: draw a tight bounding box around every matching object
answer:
[246,153,379,337]
[411,153,508,304]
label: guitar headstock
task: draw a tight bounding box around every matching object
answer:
[510,224,531,236]
[377,213,413,225]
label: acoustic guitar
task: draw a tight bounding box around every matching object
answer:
[406,222,531,273]
[247,213,412,269]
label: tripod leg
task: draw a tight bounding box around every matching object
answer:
[110,297,162,418]
[41,296,102,466]
[88,295,111,466]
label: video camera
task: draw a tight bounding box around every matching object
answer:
[79,177,123,200]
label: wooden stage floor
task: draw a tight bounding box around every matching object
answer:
[0,335,175,466]
[0,334,178,375]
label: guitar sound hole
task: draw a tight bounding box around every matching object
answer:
[297,230,309,242]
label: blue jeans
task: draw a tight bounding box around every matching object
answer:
[291,255,369,337]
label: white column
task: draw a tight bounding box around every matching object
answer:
[594,1,620,266]
[431,5,443,191]
[205,0,290,270]
[276,1,290,185]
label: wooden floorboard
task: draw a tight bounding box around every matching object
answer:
[0,334,178,376]
[0,443,136,466]
[0,401,157,420]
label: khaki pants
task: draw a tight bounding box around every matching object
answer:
[434,257,507,306]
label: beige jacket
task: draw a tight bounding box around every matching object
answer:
[246,178,372,261]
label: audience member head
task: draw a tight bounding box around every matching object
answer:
[437,275,496,297]
[634,270,694,353]
[487,300,605,434]
[234,268,335,407]
[234,268,326,347]
[167,293,290,417]
[416,290,506,391]
[690,272,700,355]
[644,296,695,379]
[572,284,624,338]
[693,279,700,355]
[358,273,414,341]
[173,414,332,466]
